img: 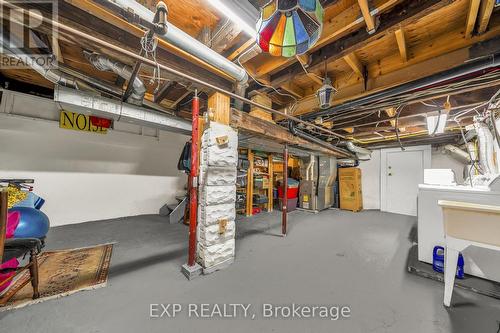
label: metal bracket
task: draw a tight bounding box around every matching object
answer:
[363,65,368,91]
[218,218,228,235]
[216,135,229,146]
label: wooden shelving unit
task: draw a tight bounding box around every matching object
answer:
[244,150,274,216]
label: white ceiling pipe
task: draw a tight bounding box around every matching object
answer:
[106,0,248,84]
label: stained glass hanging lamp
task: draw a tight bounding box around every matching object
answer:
[256,0,324,58]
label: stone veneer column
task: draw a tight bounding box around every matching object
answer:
[197,122,237,273]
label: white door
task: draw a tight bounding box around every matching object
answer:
[381,146,431,216]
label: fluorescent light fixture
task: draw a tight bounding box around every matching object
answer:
[206,0,257,38]
[426,111,448,135]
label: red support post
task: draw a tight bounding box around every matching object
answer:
[187,91,200,267]
[282,144,288,236]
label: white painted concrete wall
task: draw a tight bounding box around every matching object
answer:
[430,147,466,183]
[358,147,466,211]
[0,90,189,226]
[359,150,381,210]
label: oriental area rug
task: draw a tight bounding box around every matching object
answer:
[0,243,113,311]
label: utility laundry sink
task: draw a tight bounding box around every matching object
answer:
[439,200,500,247]
[438,200,500,307]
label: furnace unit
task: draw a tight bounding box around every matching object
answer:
[299,155,337,211]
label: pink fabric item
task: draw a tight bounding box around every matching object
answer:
[6,211,20,239]
[0,258,20,293]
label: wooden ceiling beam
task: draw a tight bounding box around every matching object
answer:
[52,38,65,64]
[285,27,500,117]
[154,81,174,103]
[477,0,496,34]
[226,38,256,61]
[60,0,235,83]
[169,89,193,108]
[394,28,408,62]
[343,53,364,78]
[209,20,242,54]
[271,0,457,88]
[357,0,376,33]
[280,81,306,98]
[465,0,481,38]
[51,1,233,92]
[230,109,347,157]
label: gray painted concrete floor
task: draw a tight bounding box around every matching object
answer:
[1,209,499,333]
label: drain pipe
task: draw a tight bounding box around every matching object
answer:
[84,51,146,105]
[100,0,248,87]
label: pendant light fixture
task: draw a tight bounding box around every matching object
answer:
[316,58,336,109]
[256,0,324,57]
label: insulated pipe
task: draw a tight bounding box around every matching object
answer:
[103,0,248,84]
[187,91,200,267]
[282,144,288,236]
[3,1,347,142]
[310,55,500,119]
[84,51,146,105]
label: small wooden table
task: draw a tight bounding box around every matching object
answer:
[438,200,500,307]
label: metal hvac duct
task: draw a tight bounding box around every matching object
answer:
[1,33,79,89]
[54,86,191,135]
[493,114,500,174]
[84,51,146,105]
[344,141,372,160]
[443,144,471,164]
[475,121,497,175]
[101,0,248,85]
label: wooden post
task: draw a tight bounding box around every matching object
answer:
[208,92,231,125]
[248,91,274,123]
[267,153,273,212]
[282,144,288,236]
[246,150,254,216]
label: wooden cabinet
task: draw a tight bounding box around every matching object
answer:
[339,167,363,212]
